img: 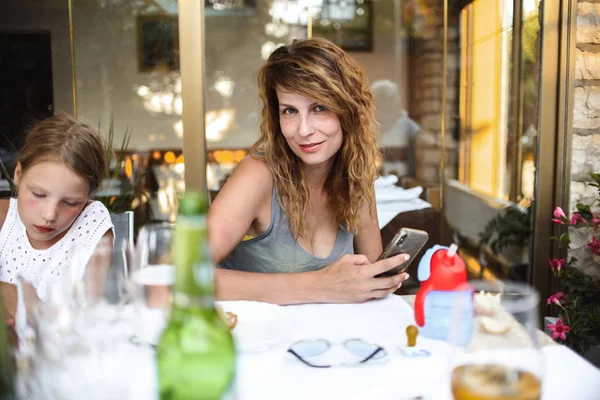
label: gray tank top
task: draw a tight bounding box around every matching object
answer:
[219,189,354,273]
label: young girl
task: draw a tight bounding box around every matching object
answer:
[0,113,114,303]
[209,38,410,304]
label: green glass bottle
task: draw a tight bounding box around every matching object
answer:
[157,191,236,400]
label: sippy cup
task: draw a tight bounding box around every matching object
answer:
[414,244,474,344]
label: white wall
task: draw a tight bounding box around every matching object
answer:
[352,0,409,111]
[2,0,410,152]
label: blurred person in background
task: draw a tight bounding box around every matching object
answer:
[371,79,420,178]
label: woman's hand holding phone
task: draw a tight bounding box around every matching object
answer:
[376,228,429,278]
[316,253,410,303]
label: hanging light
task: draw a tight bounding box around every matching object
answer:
[207,0,245,11]
[269,0,322,26]
[321,0,356,22]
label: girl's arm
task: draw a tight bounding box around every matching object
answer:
[0,199,9,230]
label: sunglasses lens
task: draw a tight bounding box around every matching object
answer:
[345,339,386,359]
[290,340,329,357]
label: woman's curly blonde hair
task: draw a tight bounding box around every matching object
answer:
[251,38,380,238]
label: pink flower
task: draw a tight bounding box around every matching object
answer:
[571,213,584,225]
[587,237,600,256]
[593,217,600,231]
[548,258,566,271]
[554,207,567,219]
[546,318,571,341]
[547,291,566,305]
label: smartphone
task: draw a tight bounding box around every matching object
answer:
[375,228,429,278]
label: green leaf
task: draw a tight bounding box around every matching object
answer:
[557,232,571,247]
[111,125,132,183]
[478,205,531,254]
[0,130,17,153]
[590,173,600,187]
[95,116,142,214]
[0,156,15,194]
[576,203,593,221]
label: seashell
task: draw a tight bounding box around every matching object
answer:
[479,316,511,335]
[474,290,502,315]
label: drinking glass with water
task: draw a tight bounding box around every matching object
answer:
[448,280,543,400]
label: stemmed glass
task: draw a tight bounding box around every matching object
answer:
[21,236,132,400]
[448,280,544,400]
[129,222,175,346]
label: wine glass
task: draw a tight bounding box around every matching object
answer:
[129,222,175,345]
[448,280,544,400]
[21,236,132,400]
[79,235,127,306]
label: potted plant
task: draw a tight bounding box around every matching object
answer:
[547,173,600,366]
[478,201,532,281]
[95,119,148,216]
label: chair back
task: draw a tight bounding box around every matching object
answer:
[108,211,134,302]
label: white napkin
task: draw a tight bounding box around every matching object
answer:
[374,175,399,187]
[217,300,294,353]
[376,198,432,228]
[376,185,423,203]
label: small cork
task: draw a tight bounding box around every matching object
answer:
[406,325,419,347]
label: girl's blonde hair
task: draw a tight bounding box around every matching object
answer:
[252,38,380,237]
[18,113,107,194]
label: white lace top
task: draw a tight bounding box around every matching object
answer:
[0,198,114,301]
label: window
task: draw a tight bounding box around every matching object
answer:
[459,0,540,202]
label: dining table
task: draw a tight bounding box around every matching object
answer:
[222,295,600,400]
[27,293,599,400]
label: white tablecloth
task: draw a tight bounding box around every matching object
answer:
[21,296,600,399]
[217,295,600,400]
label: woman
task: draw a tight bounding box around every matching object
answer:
[209,38,409,304]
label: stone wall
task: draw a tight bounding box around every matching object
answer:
[570,1,600,277]
[407,0,461,185]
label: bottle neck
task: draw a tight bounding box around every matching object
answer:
[173,214,215,304]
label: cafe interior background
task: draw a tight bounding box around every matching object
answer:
[0,0,598,318]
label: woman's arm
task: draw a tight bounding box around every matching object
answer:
[209,157,319,304]
[215,253,409,304]
[354,189,384,262]
[208,156,273,265]
[353,188,410,290]
[209,161,407,304]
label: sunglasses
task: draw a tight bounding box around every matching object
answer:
[287,339,388,368]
